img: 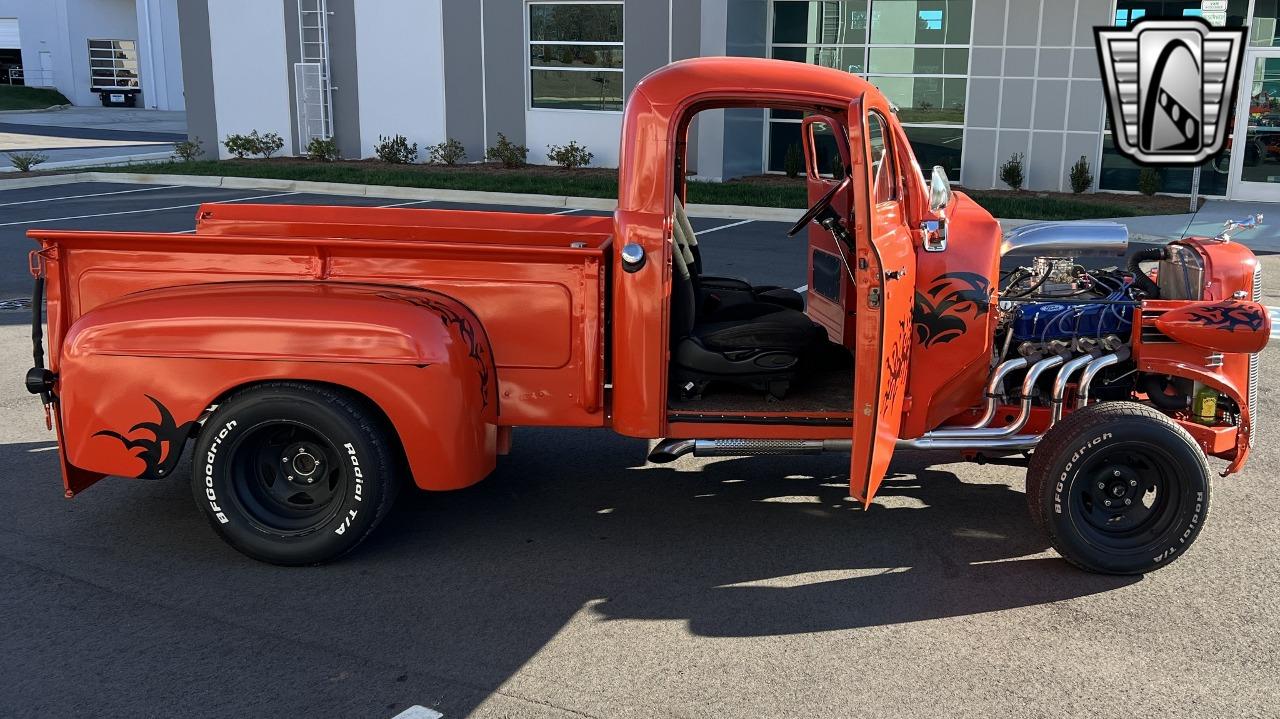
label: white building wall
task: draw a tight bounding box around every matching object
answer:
[525,109,623,168]
[353,0,446,159]
[135,0,185,110]
[63,0,138,106]
[207,0,293,157]
[0,0,177,108]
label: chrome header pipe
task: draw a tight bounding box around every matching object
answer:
[1074,350,1127,409]
[914,354,1065,440]
[1050,353,1099,424]
[896,434,1041,451]
[962,357,1029,430]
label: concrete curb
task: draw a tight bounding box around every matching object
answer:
[0,169,806,221]
[0,104,73,115]
[0,151,174,175]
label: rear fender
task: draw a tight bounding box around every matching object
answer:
[55,281,498,494]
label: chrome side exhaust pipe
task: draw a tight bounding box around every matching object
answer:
[648,438,851,463]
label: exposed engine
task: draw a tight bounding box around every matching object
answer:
[998,258,1145,358]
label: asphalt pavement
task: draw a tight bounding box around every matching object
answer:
[0,181,1277,718]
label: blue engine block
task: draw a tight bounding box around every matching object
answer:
[1011,300,1137,342]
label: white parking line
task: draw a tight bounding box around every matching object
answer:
[794,284,808,292]
[551,208,581,215]
[390,706,443,719]
[0,184,182,208]
[0,191,301,228]
[377,199,434,208]
[695,219,753,236]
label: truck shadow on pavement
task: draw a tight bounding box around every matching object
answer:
[6,430,1138,717]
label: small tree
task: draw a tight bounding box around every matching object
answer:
[222,133,256,159]
[7,152,47,172]
[171,137,204,162]
[1137,167,1163,196]
[999,152,1025,191]
[783,143,803,179]
[306,137,340,162]
[427,138,467,165]
[374,134,419,164]
[1068,155,1093,194]
[486,132,529,168]
[546,140,593,169]
[254,131,285,159]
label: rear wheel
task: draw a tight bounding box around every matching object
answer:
[1026,401,1210,575]
[191,382,401,565]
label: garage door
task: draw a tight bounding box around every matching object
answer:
[0,19,19,49]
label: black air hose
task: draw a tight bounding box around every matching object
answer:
[1142,375,1189,410]
[1127,247,1165,298]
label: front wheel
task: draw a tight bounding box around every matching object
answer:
[191,382,402,565]
[1026,402,1210,575]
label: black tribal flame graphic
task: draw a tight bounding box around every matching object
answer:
[375,291,495,411]
[1186,303,1266,333]
[94,395,197,478]
[913,272,992,348]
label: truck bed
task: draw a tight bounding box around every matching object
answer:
[32,204,613,427]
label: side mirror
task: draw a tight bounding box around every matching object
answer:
[928,165,951,214]
[922,166,951,253]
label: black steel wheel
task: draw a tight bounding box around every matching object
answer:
[1026,401,1211,574]
[191,382,402,565]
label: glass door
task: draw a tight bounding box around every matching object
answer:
[1230,52,1280,201]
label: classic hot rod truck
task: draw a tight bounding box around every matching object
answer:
[25,58,1270,573]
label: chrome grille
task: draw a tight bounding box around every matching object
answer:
[1250,266,1262,447]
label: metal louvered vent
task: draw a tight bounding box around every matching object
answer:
[1250,265,1262,447]
[1139,308,1176,344]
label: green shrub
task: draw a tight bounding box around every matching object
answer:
[222,133,257,159]
[255,131,285,159]
[7,152,47,172]
[783,143,803,179]
[427,138,466,165]
[546,140,593,169]
[999,152,1025,191]
[223,130,285,159]
[171,137,204,162]
[1137,167,1163,196]
[1068,155,1093,194]
[486,132,528,169]
[375,134,419,164]
[306,136,340,162]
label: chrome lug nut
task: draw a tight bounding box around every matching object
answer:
[1104,500,1112,507]
[1129,479,1137,487]
[1098,482,1106,489]
[1112,470,1122,477]
[1124,498,1132,506]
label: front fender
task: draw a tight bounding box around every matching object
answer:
[56,281,498,494]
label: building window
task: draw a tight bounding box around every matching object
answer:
[88,39,139,90]
[528,2,624,112]
[766,0,970,178]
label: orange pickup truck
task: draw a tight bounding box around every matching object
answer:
[25,58,1268,574]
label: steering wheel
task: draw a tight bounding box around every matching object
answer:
[787,176,851,237]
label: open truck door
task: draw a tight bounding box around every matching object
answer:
[800,102,916,505]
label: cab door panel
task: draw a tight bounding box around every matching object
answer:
[847,102,916,504]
